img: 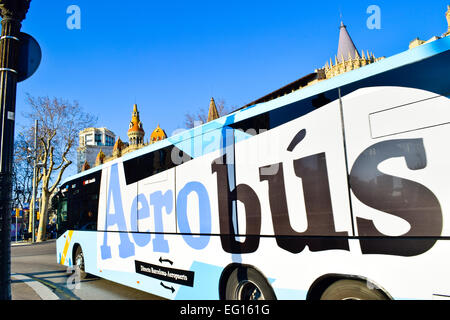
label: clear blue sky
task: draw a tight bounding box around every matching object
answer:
[15,0,450,175]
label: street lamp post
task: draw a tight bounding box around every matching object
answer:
[0,0,31,300]
[30,119,39,243]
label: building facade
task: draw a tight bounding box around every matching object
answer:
[77,127,116,172]
[89,104,170,168]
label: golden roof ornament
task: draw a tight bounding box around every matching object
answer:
[95,149,105,166]
[150,124,167,144]
[207,97,220,122]
[81,160,90,171]
[113,137,125,157]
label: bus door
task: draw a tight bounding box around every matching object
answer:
[135,160,176,264]
[97,162,138,273]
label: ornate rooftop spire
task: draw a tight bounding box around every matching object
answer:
[95,149,105,166]
[127,103,145,145]
[207,97,219,122]
[321,20,383,80]
[337,21,359,63]
[112,137,125,157]
[81,160,90,171]
[128,104,144,133]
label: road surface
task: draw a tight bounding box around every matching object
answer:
[11,239,164,300]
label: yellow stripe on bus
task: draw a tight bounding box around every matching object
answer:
[60,230,74,265]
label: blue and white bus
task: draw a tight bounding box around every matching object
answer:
[55,36,450,300]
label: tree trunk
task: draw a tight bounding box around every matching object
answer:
[36,189,49,242]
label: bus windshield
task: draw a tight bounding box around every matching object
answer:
[55,170,102,237]
[55,192,68,237]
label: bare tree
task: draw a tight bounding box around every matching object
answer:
[184,98,231,129]
[12,132,34,211]
[22,95,97,242]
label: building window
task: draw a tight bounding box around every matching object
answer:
[95,134,102,145]
[85,134,93,144]
[105,135,114,146]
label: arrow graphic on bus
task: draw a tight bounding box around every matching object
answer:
[159,257,173,265]
[160,282,175,293]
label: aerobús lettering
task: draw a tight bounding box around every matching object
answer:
[350,139,442,256]
[100,133,442,260]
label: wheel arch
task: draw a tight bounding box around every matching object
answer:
[219,263,276,300]
[71,242,81,266]
[306,273,393,300]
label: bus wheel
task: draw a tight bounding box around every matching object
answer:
[320,279,388,300]
[74,246,88,280]
[225,267,276,300]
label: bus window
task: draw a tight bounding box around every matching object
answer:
[56,198,68,236]
[57,170,101,233]
[231,89,339,134]
[78,193,98,231]
[123,144,192,185]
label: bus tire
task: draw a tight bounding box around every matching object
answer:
[74,245,89,280]
[225,267,276,300]
[320,279,388,300]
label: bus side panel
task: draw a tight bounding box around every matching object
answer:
[56,230,97,274]
[172,141,231,299]
[92,141,231,299]
[56,230,72,266]
[228,98,355,298]
[233,96,352,237]
[96,162,137,273]
[342,86,450,299]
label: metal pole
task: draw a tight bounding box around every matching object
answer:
[0,0,31,300]
[31,119,37,243]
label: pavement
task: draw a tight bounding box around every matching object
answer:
[9,239,164,301]
[11,275,44,300]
